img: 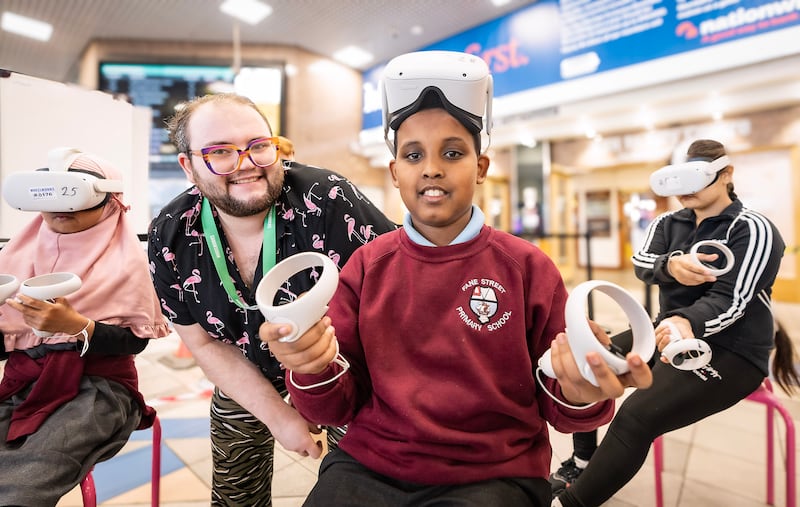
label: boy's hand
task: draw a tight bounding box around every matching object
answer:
[259,316,338,375]
[549,322,652,405]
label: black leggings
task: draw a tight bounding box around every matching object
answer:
[559,345,763,507]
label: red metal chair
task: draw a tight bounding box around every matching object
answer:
[80,414,162,507]
[653,379,795,507]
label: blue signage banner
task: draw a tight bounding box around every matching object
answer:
[362,0,800,130]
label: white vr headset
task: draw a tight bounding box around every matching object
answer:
[650,155,730,197]
[381,50,493,155]
[3,147,123,212]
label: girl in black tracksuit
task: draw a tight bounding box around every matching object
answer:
[557,139,794,507]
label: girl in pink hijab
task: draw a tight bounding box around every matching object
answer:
[0,148,170,506]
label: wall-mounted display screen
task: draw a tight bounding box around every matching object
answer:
[98,62,284,219]
[98,62,284,174]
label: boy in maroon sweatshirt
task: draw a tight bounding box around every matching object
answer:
[261,50,652,507]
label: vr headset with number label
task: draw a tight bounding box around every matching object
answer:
[2,147,123,212]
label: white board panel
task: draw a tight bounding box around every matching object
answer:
[0,72,151,238]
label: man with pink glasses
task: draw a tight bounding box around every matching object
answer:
[148,93,396,506]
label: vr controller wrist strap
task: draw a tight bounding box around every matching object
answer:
[201,198,276,311]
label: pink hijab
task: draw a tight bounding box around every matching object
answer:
[1,149,170,351]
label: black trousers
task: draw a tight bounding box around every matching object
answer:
[303,449,552,507]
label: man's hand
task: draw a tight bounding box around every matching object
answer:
[269,406,325,459]
[259,316,338,374]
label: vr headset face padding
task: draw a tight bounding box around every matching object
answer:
[3,169,123,212]
[650,155,730,197]
[381,50,493,154]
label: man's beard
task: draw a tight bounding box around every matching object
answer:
[193,168,283,217]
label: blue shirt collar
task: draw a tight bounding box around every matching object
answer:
[403,205,485,246]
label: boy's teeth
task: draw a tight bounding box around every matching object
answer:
[424,188,444,196]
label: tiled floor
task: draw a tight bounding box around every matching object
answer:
[45,269,800,507]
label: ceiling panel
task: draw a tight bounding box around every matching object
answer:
[0,0,535,82]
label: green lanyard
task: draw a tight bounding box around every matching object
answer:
[200,197,276,311]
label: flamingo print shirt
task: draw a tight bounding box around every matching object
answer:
[148,162,397,381]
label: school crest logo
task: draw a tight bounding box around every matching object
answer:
[470,286,498,324]
[457,278,511,332]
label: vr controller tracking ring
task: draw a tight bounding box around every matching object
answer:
[660,320,712,370]
[538,280,655,388]
[0,274,20,303]
[689,240,734,276]
[20,272,82,301]
[255,252,339,343]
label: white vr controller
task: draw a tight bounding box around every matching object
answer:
[255,252,339,343]
[18,272,82,337]
[689,240,734,276]
[655,240,729,370]
[538,280,656,387]
[0,274,20,302]
[660,320,712,370]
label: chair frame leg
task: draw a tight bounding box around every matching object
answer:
[80,469,97,507]
[151,416,162,507]
[653,437,664,507]
[653,380,795,507]
[78,414,162,507]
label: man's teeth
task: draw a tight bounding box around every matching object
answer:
[232,177,259,184]
[423,188,444,197]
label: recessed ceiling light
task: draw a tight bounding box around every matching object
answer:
[490,0,513,6]
[219,0,273,25]
[332,46,374,68]
[1,12,53,42]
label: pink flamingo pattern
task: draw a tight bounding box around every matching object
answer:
[303,183,323,217]
[343,214,371,244]
[148,166,396,378]
[206,310,225,334]
[327,250,342,268]
[169,283,185,302]
[162,246,177,270]
[188,229,204,256]
[233,292,250,325]
[328,186,353,207]
[327,174,376,204]
[182,268,202,303]
[180,202,201,236]
[160,298,177,320]
[235,333,249,347]
[360,224,377,242]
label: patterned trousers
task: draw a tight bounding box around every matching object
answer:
[209,387,344,506]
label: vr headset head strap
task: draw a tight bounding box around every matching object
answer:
[48,147,83,173]
[381,51,493,156]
